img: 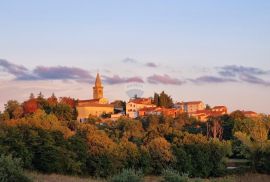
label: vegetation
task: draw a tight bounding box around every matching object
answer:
[0,155,31,182]
[153,91,174,108]
[109,169,143,182]
[162,169,189,182]
[0,94,270,180]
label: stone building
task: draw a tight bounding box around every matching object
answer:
[76,73,114,121]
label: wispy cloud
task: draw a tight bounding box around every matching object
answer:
[2,59,270,87]
[0,59,94,83]
[239,73,270,86]
[0,59,34,80]
[103,75,144,84]
[218,65,270,77]
[122,57,137,64]
[217,65,270,86]
[190,76,237,84]
[147,74,184,85]
[145,62,158,68]
[33,66,93,82]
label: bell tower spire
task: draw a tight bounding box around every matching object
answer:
[93,73,103,99]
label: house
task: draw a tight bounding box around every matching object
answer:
[212,106,228,114]
[176,101,205,113]
[138,107,182,118]
[242,111,258,118]
[190,106,228,122]
[126,98,156,118]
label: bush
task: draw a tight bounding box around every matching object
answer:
[0,155,31,182]
[162,169,189,182]
[109,169,143,182]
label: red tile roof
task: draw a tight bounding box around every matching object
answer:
[181,101,203,105]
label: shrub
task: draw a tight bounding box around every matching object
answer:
[109,169,143,182]
[0,155,31,182]
[162,169,189,182]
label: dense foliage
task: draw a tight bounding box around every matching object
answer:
[0,155,31,182]
[0,95,270,179]
[153,91,174,108]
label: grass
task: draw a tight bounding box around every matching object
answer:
[26,171,104,182]
[25,171,270,182]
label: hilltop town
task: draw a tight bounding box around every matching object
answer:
[76,73,259,122]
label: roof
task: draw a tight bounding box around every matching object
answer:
[212,106,227,109]
[180,101,203,105]
[95,73,102,87]
[139,107,180,113]
[129,98,152,105]
[77,103,114,108]
[139,107,158,112]
[242,111,257,115]
[78,99,100,103]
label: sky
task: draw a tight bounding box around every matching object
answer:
[0,0,270,113]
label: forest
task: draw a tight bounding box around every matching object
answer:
[1,93,270,182]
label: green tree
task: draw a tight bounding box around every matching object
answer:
[153,91,173,108]
[0,155,31,182]
[53,103,73,121]
[153,93,159,106]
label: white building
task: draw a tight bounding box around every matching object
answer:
[126,98,156,118]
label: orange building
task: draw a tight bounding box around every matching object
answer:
[138,107,182,118]
[190,106,228,122]
[242,111,258,118]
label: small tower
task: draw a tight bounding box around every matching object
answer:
[93,73,103,99]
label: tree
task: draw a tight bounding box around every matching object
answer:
[146,137,174,174]
[221,114,235,140]
[59,97,78,120]
[0,155,31,182]
[47,93,58,107]
[207,116,223,140]
[230,110,246,121]
[4,100,23,119]
[153,91,173,108]
[0,111,10,122]
[114,139,140,169]
[234,118,269,143]
[23,99,38,114]
[205,104,211,110]
[153,93,159,106]
[172,146,192,174]
[29,93,35,99]
[53,103,73,121]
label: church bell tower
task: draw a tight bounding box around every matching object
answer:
[93,73,103,99]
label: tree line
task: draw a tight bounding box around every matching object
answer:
[0,93,270,179]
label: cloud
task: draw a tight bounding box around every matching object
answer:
[147,74,184,85]
[122,57,137,64]
[0,59,94,83]
[218,65,270,77]
[145,62,158,68]
[103,75,144,84]
[190,76,237,84]
[217,65,270,86]
[33,66,93,82]
[0,59,33,79]
[239,73,270,86]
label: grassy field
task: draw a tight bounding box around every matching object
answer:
[26,171,270,182]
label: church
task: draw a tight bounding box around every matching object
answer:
[76,73,114,121]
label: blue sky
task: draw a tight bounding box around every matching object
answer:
[0,0,270,113]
